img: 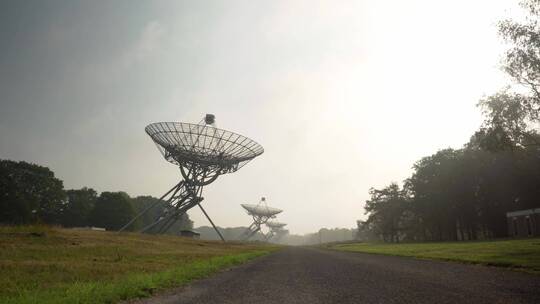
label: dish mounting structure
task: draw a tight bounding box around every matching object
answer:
[264,221,287,241]
[240,197,282,240]
[120,114,264,241]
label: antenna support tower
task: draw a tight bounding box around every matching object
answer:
[240,197,282,240]
[120,114,264,241]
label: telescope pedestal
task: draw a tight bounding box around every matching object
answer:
[120,180,225,241]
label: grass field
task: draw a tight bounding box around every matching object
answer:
[331,238,540,273]
[0,225,278,304]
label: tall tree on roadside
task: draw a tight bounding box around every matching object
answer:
[499,0,540,113]
[475,0,540,151]
[406,149,464,241]
[364,183,409,242]
[474,91,535,151]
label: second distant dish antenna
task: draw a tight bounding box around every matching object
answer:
[265,221,287,242]
[120,114,264,241]
[241,197,282,240]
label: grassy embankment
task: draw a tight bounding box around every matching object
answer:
[331,238,540,273]
[0,225,279,304]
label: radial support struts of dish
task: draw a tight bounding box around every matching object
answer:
[119,114,264,241]
[240,197,283,241]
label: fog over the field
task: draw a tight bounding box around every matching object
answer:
[0,1,520,234]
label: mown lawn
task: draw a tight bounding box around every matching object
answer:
[331,238,540,273]
[0,225,278,304]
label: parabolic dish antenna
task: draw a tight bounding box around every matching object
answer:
[266,221,287,229]
[240,197,282,241]
[241,204,282,217]
[146,121,264,183]
[120,114,264,241]
[265,221,287,241]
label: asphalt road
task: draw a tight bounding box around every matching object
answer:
[136,247,540,304]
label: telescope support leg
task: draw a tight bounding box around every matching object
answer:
[119,181,183,232]
[198,203,225,242]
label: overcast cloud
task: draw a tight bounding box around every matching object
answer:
[0,1,518,233]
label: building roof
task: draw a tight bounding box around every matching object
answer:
[506,208,540,217]
[180,230,200,235]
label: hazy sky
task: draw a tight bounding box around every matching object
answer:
[0,1,521,234]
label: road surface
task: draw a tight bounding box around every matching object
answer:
[135,247,540,304]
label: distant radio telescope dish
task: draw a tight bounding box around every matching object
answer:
[241,204,282,217]
[265,221,287,242]
[240,197,282,241]
[266,221,287,229]
[120,115,264,241]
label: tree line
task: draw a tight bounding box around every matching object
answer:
[0,159,192,233]
[359,0,540,242]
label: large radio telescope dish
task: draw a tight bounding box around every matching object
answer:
[146,122,263,186]
[120,115,263,240]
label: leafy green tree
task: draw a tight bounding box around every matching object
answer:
[364,183,409,242]
[356,220,378,241]
[89,192,135,231]
[499,1,540,114]
[0,159,65,224]
[406,149,463,241]
[368,147,539,241]
[62,187,97,227]
[474,91,535,151]
[475,1,540,151]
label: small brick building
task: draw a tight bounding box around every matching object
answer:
[506,208,540,237]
